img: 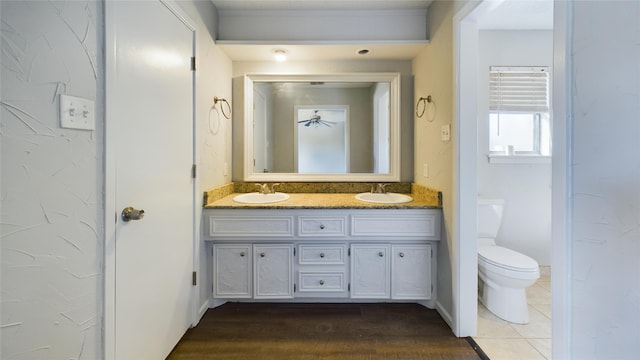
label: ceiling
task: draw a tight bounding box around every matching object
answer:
[210,0,433,11]
[210,0,553,62]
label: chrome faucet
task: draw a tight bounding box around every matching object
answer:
[256,183,280,194]
[371,183,389,194]
[256,183,270,194]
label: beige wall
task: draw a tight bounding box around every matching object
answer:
[412,0,455,321]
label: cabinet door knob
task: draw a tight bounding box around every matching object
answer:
[240,251,245,257]
[399,252,405,258]
[319,253,325,258]
[319,280,325,285]
[319,224,325,229]
[378,252,384,257]
[260,252,265,258]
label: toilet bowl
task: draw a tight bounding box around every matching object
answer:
[477,198,540,324]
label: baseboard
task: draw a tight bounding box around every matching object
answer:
[435,300,453,330]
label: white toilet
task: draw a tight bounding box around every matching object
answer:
[477,197,540,324]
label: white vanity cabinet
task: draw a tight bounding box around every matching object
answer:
[213,244,294,299]
[254,244,294,299]
[213,244,252,298]
[205,208,440,306]
[391,245,433,299]
[350,244,391,298]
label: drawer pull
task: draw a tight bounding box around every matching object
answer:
[319,253,325,258]
[319,280,325,285]
[240,251,245,257]
[319,224,325,230]
[399,252,405,258]
[260,252,265,258]
[378,252,384,257]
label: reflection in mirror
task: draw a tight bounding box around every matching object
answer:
[244,73,400,182]
[295,106,349,174]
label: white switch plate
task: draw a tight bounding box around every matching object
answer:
[440,124,451,141]
[423,164,429,179]
[60,94,95,130]
[223,162,229,177]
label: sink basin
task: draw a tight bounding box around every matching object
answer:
[233,192,290,204]
[355,192,413,204]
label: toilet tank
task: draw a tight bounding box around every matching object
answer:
[477,197,505,239]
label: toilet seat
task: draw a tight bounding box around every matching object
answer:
[478,245,539,273]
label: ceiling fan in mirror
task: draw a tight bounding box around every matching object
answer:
[297,110,337,127]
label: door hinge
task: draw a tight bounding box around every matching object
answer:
[190,57,196,71]
[293,248,296,256]
[348,283,351,291]
[431,248,433,258]
[192,271,197,286]
[115,211,118,224]
[294,283,296,292]
[191,164,197,179]
[348,248,350,256]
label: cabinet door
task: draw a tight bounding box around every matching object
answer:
[254,244,294,299]
[213,244,252,298]
[391,245,432,300]
[350,244,390,299]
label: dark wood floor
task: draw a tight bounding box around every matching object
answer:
[167,303,481,360]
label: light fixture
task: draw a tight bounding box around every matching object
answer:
[273,49,287,62]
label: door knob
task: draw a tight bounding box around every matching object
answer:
[121,206,145,222]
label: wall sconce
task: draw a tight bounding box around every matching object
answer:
[273,49,287,62]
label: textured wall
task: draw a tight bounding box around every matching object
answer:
[1,1,103,359]
[570,1,640,358]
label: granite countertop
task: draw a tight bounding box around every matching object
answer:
[204,192,440,209]
[203,183,442,209]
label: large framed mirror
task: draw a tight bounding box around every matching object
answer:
[241,73,401,182]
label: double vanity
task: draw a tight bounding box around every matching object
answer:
[203,184,442,309]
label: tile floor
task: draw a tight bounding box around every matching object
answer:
[474,269,551,360]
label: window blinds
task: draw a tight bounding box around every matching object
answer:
[489,66,549,113]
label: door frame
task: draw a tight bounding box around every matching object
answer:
[452,1,570,357]
[103,1,198,359]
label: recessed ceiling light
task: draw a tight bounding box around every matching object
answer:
[357,49,371,55]
[273,49,287,62]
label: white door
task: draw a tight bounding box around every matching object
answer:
[106,1,194,359]
[350,244,391,299]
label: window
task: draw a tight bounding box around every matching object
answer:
[489,66,550,159]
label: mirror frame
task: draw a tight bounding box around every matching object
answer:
[243,73,401,182]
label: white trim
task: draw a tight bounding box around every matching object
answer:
[453,0,484,337]
[487,155,551,164]
[242,73,401,182]
[551,1,572,358]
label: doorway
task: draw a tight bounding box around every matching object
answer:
[453,0,568,358]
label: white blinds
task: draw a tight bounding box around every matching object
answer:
[489,66,549,113]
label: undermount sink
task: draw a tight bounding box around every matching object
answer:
[355,192,413,204]
[233,192,290,204]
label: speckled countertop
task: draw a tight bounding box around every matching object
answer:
[203,182,442,209]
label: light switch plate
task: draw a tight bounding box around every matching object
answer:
[423,164,429,179]
[60,94,95,130]
[440,124,451,141]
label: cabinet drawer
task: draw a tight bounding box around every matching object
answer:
[297,271,347,293]
[298,245,347,265]
[298,216,347,237]
[351,213,438,238]
[208,215,294,238]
